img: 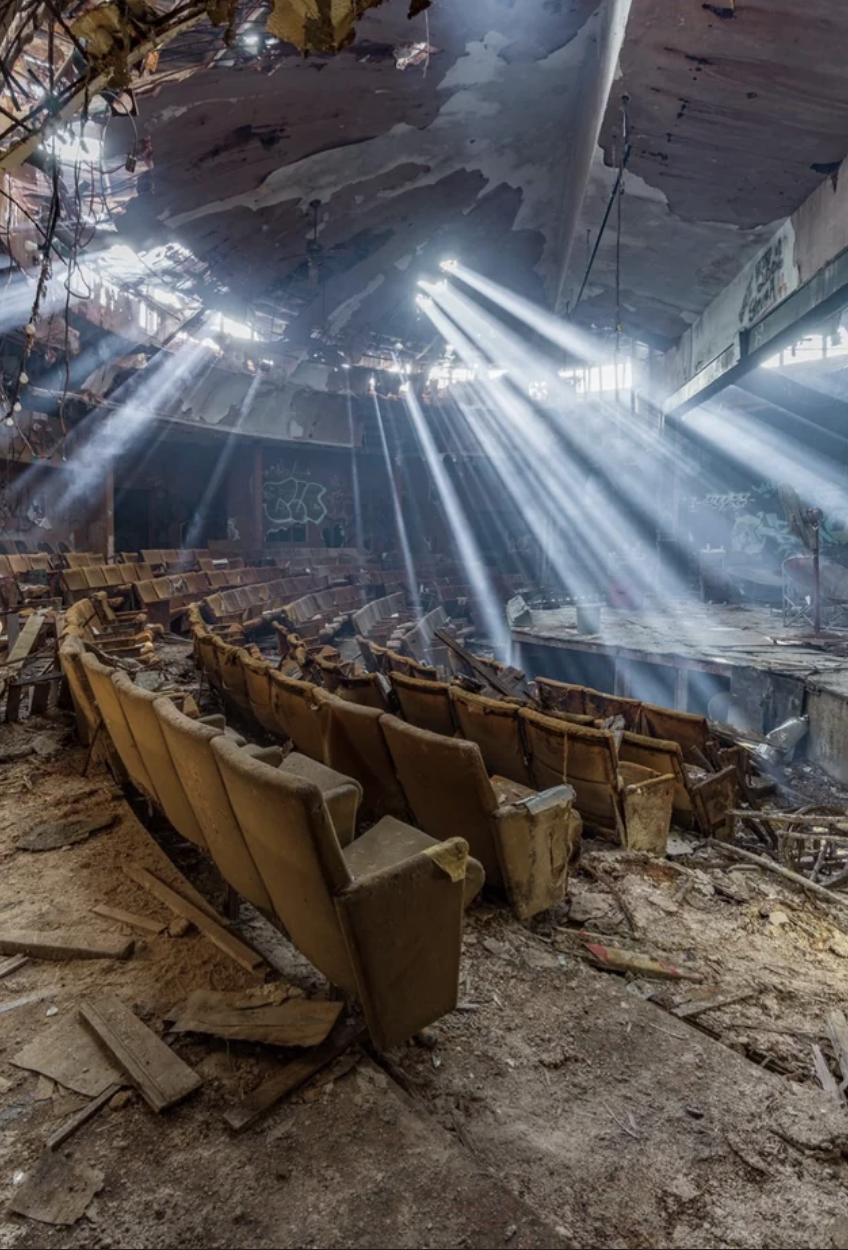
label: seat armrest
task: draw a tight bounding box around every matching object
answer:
[242,744,285,766]
[492,784,578,920]
[507,783,575,815]
[199,713,226,729]
[335,838,468,1050]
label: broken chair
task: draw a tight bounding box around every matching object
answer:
[211,735,477,1050]
[381,714,579,920]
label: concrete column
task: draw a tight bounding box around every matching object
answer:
[253,443,264,550]
[104,462,115,560]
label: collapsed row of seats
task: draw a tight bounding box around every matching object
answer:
[59,622,497,1049]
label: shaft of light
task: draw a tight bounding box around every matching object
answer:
[347,391,364,551]
[421,296,709,669]
[429,284,688,604]
[53,340,215,519]
[398,371,510,653]
[371,396,421,616]
[183,372,262,549]
[445,262,609,365]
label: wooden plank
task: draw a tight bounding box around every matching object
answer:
[0,953,28,978]
[0,930,134,961]
[123,857,222,923]
[91,904,165,935]
[124,865,264,973]
[79,994,201,1113]
[826,1009,848,1091]
[0,611,45,702]
[706,838,848,911]
[672,989,756,1019]
[47,1082,124,1152]
[434,627,527,701]
[813,1043,842,1103]
[224,1023,365,1133]
[4,680,22,722]
[727,811,848,826]
[30,676,51,715]
[5,610,44,665]
[169,991,343,1047]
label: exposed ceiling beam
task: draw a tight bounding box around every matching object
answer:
[0,4,209,174]
[735,368,848,425]
[656,150,848,419]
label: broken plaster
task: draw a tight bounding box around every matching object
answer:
[163,10,613,294]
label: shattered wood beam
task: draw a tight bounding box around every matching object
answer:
[0,6,206,173]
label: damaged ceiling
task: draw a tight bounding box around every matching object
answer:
[114,0,620,352]
[6,0,848,376]
[100,0,848,355]
[581,0,848,343]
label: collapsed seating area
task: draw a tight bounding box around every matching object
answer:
[45,575,753,1072]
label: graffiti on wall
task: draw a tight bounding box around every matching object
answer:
[739,224,798,330]
[262,458,326,539]
[262,459,359,541]
[685,481,848,566]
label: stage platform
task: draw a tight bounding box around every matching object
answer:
[511,601,848,786]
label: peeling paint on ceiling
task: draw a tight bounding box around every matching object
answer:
[107,0,848,355]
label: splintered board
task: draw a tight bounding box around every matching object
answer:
[124,864,264,973]
[79,995,201,1113]
[0,931,134,961]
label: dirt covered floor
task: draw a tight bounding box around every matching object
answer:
[3,657,848,1248]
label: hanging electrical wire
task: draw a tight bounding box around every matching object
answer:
[570,93,632,321]
[614,93,630,406]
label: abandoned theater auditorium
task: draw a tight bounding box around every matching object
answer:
[8,5,848,1250]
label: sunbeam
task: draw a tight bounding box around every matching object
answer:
[183,372,263,549]
[398,366,510,653]
[371,395,421,616]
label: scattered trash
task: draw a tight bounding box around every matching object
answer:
[16,811,117,853]
[8,1152,104,1226]
[12,1017,125,1098]
[583,942,703,982]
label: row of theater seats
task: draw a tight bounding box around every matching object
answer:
[194,625,582,919]
[351,592,415,643]
[355,638,438,682]
[386,671,720,836]
[0,553,54,577]
[58,623,485,1049]
[196,619,740,851]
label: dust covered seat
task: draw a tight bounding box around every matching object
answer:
[382,714,579,920]
[450,687,534,787]
[211,735,474,1050]
[390,671,456,738]
[320,694,409,822]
